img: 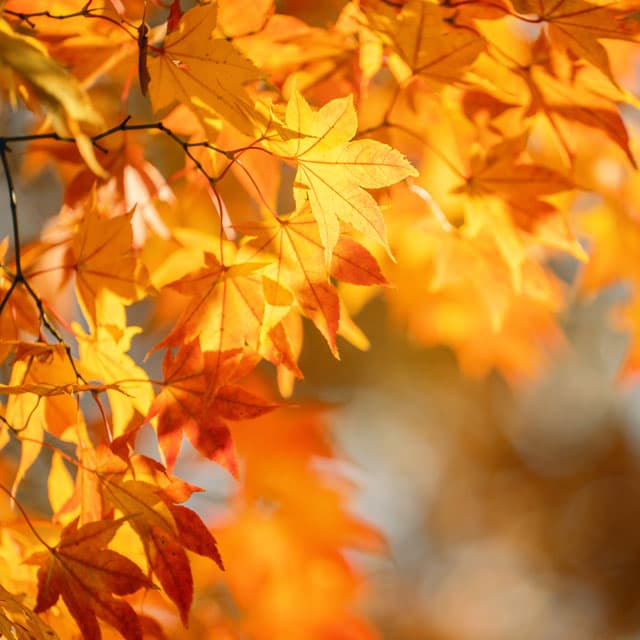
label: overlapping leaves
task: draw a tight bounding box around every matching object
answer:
[2,0,640,638]
[27,518,152,640]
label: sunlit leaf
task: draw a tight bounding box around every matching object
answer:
[27,518,152,640]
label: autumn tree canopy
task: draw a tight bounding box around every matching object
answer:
[1,0,640,638]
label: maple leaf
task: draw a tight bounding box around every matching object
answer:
[3,343,84,493]
[469,29,636,166]
[451,135,580,287]
[148,340,277,475]
[391,100,582,290]
[217,404,383,640]
[27,518,153,640]
[91,452,224,625]
[238,206,386,359]
[455,136,574,224]
[362,0,486,87]
[156,249,267,353]
[74,323,155,441]
[68,196,149,328]
[267,90,418,260]
[64,140,173,248]
[511,0,640,85]
[148,2,262,135]
[386,219,567,380]
[45,445,212,625]
[376,181,570,378]
[230,403,385,551]
[240,208,341,354]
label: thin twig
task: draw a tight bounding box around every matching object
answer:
[3,1,138,39]
[0,117,267,389]
[0,481,53,550]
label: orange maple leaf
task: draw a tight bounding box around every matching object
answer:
[511,0,640,85]
[241,208,340,355]
[362,0,486,87]
[93,455,224,625]
[41,445,223,637]
[75,323,154,441]
[64,140,173,248]
[156,250,266,353]
[3,343,84,494]
[149,341,277,475]
[216,403,384,640]
[27,518,153,640]
[239,206,387,357]
[452,135,579,286]
[469,27,636,165]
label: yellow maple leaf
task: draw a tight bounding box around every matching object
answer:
[74,323,154,441]
[3,343,85,493]
[69,197,149,328]
[148,2,262,135]
[267,90,418,261]
[0,583,60,640]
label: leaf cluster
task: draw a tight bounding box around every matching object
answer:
[0,0,639,638]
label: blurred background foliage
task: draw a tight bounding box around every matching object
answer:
[296,291,640,639]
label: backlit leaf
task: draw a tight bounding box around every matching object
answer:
[27,518,152,640]
[148,2,262,135]
[69,198,148,328]
[267,90,418,260]
[148,341,276,475]
[511,0,640,84]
